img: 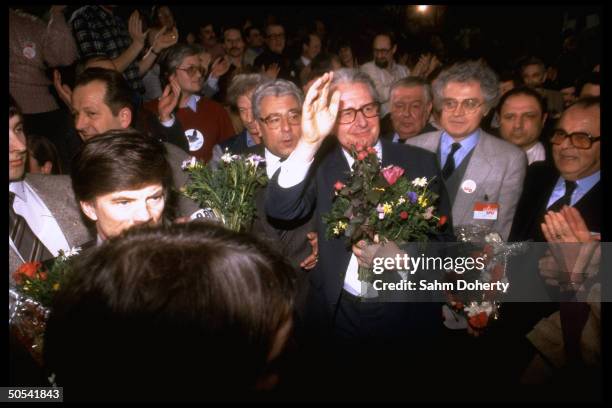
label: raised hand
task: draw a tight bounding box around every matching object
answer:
[261,62,280,79]
[153,26,179,52]
[301,72,341,146]
[128,10,147,47]
[158,77,181,122]
[209,56,230,79]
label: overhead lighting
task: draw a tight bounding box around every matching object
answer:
[417,5,429,13]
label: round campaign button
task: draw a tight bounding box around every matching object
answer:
[461,179,477,194]
[23,42,36,59]
[184,129,204,152]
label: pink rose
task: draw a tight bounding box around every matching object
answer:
[334,181,346,191]
[381,165,405,185]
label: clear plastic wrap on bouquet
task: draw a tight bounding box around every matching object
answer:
[9,288,50,366]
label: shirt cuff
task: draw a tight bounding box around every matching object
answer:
[277,140,318,188]
[160,114,175,128]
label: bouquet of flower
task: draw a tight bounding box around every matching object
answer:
[323,145,448,282]
[182,152,268,232]
[9,248,80,365]
[443,225,525,333]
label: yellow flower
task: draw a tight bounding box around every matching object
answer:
[333,227,340,235]
[382,203,393,214]
[53,283,60,291]
[374,187,386,192]
[338,221,348,231]
[418,195,429,208]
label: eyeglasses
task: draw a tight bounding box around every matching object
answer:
[259,110,301,129]
[440,98,484,114]
[550,129,600,149]
[373,48,392,54]
[391,101,425,115]
[338,102,380,124]
[176,65,206,77]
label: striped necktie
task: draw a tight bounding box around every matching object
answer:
[9,191,53,262]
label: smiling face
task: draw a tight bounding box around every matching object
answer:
[334,82,380,150]
[71,81,131,141]
[9,114,27,181]
[552,105,600,181]
[170,54,204,96]
[80,184,165,240]
[258,95,301,159]
[438,80,488,140]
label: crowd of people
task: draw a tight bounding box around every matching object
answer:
[9,5,602,402]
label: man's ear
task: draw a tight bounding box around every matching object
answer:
[118,107,132,129]
[391,44,397,56]
[541,112,548,126]
[80,201,98,222]
[425,101,433,116]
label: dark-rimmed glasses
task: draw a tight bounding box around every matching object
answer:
[338,102,380,124]
[550,129,600,149]
[176,65,206,77]
[259,110,301,129]
[440,98,484,114]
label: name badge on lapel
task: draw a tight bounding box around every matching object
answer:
[473,202,499,220]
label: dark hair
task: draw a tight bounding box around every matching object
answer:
[244,25,262,39]
[520,56,546,72]
[44,221,296,401]
[300,32,320,49]
[306,52,340,82]
[74,68,134,116]
[71,129,172,204]
[9,94,21,119]
[222,26,243,41]
[374,31,396,47]
[496,86,547,115]
[498,70,521,86]
[577,72,600,95]
[27,134,62,174]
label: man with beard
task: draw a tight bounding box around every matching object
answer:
[360,32,410,116]
[213,27,251,103]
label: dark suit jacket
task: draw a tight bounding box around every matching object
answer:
[220,130,253,155]
[265,138,454,327]
[509,162,601,242]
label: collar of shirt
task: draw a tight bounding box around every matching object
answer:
[185,94,201,113]
[440,130,480,169]
[392,132,401,143]
[525,141,546,165]
[342,140,383,169]
[548,170,600,208]
[245,131,258,148]
[9,180,27,203]
[264,147,283,179]
[301,56,311,66]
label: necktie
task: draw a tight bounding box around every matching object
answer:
[441,142,461,180]
[548,180,578,212]
[8,192,53,262]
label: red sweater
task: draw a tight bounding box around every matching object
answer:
[144,96,234,162]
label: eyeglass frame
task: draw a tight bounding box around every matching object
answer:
[176,65,207,77]
[258,109,301,129]
[439,98,485,114]
[337,102,381,124]
[550,128,601,149]
[266,33,285,40]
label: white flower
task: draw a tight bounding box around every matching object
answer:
[378,212,385,220]
[423,206,434,220]
[220,152,233,163]
[64,246,81,258]
[181,156,198,170]
[463,301,493,317]
[397,197,406,205]
[411,177,428,187]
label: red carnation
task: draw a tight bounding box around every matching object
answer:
[438,215,448,227]
[357,151,368,161]
[400,211,409,220]
[334,181,346,191]
[13,261,42,284]
[469,312,489,329]
[366,146,377,155]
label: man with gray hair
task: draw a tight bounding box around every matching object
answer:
[381,76,437,142]
[217,73,269,154]
[406,60,527,240]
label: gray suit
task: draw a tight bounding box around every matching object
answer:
[406,129,527,240]
[9,174,95,281]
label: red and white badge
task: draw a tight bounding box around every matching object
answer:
[23,42,36,59]
[473,202,499,220]
[461,179,476,194]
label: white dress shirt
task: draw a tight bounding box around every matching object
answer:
[525,141,546,165]
[360,61,410,116]
[9,180,70,259]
